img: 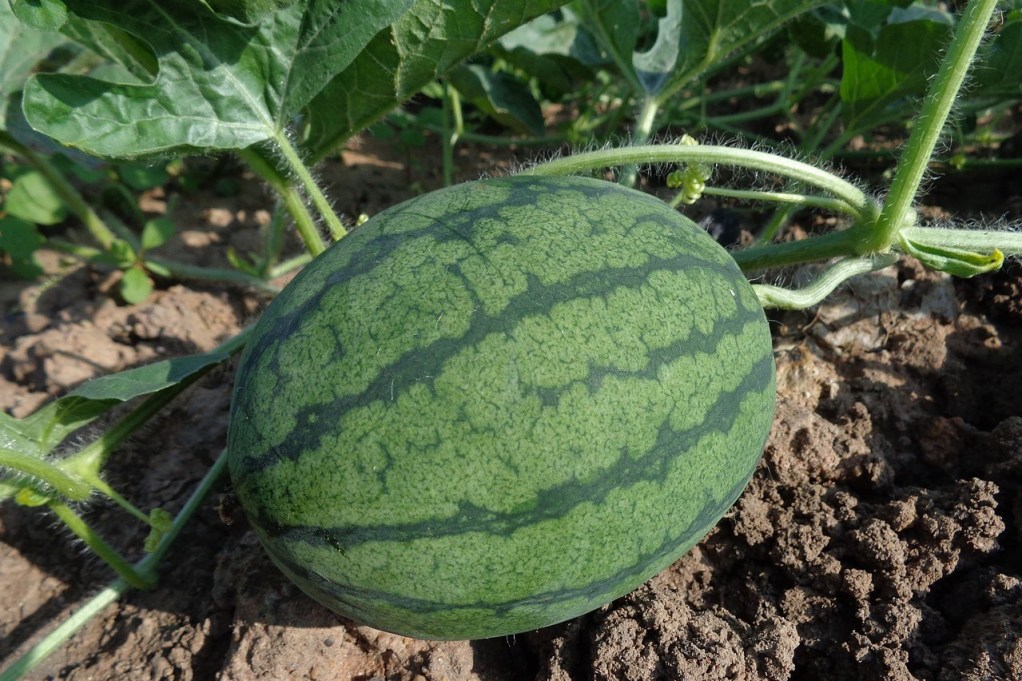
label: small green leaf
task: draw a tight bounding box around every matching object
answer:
[14,486,52,507]
[118,163,171,191]
[103,238,137,268]
[678,0,826,96]
[495,19,596,100]
[900,237,1004,278]
[572,0,641,84]
[70,350,232,402]
[141,216,175,251]
[143,507,174,552]
[499,9,602,65]
[120,265,152,304]
[0,216,45,278]
[4,170,69,226]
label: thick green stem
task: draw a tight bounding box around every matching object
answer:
[239,147,327,257]
[524,144,874,218]
[272,131,347,242]
[867,0,999,252]
[901,226,1022,256]
[0,448,92,501]
[47,502,153,589]
[731,229,867,273]
[753,254,899,309]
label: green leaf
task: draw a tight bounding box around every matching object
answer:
[495,13,598,99]
[143,507,173,552]
[973,13,1022,97]
[500,9,602,63]
[0,347,231,459]
[140,216,174,251]
[303,0,572,158]
[118,162,170,191]
[198,0,295,24]
[0,2,66,127]
[571,0,641,88]
[448,64,545,135]
[840,14,952,132]
[632,0,682,94]
[4,168,69,225]
[900,237,1004,278]
[643,0,824,102]
[22,0,415,159]
[120,265,152,303]
[788,6,850,58]
[9,0,68,31]
[0,215,45,278]
[60,15,158,82]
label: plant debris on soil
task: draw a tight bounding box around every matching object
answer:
[1,140,1021,680]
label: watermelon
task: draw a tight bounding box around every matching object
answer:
[227,175,776,640]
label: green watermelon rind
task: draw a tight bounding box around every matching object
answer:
[227,175,776,640]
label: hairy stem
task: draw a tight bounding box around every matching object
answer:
[867,0,1000,252]
[239,147,328,256]
[620,96,661,186]
[0,450,230,681]
[753,254,899,309]
[273,131,347,242]
[697,186,860,216]
[48,502,153,589]
[901,226,1022,256]
[524,144,875,219]
[730,229,867,272]
[0,448,92,501]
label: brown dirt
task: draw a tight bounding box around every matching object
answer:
[2,138,1021,680]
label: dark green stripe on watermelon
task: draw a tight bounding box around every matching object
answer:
[227,175,776,640]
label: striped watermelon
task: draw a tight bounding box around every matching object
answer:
[227,175,775,640]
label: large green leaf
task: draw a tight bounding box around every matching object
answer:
[840,11,952,132]
[657,0,825,99]
[22,0,414,159]
[302,0,572,158]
